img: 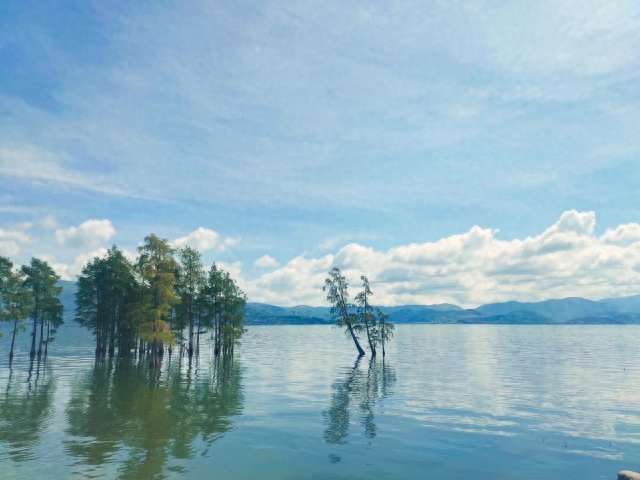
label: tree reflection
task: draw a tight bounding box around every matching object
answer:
[65,355,243,479]
[0,359,55,462]
[323,357,396,449]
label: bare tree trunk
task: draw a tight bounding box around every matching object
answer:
[9,319,19,365]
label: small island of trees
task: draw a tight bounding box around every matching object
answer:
[75,234,246,369]
[0,233,246,370]
[0,256,63,365]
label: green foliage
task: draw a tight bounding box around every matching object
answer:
[136,235,178,350]
[324,268,394,357]
[73,235,246,365]
[324,267,365,356]
[0,257,30,320]
[76,246,138,358]
[0,257,32,347]
[355,275,377,356]
[175,247,205,355]
[21,257,63,358]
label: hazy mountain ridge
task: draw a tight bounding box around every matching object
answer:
[57,280,640,325]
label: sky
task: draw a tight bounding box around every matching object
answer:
[1,0,639,308]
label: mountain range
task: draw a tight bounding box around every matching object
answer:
[57,281,640,325]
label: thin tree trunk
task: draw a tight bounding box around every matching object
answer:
[339,297,365,356]
[30,315,37,359]
[44,320,50,358]
[346,321,365,356]
[363,296,376,357]
[9,318,19,364]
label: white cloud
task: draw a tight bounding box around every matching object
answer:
[601,223,640,246]
[0,226,33,257]
[254,255,278,268]
[51,246,137,280]
[53,248,109,280]
[55,219,116,248]
[172,227,238,252]
[0,227,32,244]
[0,240,21,257]
[242,210,640,307]
[217,261,244,284]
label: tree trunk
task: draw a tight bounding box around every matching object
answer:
[363,297,376,357]
[9,318,19,364]
[30,315,37,359]
[44,320,50,358]
[188,314,194,359]
[346,321,365,356]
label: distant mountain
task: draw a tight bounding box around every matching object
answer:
[598,295,640,313]
[476,297,614,323]
[460,310,553,325]
[52,280,640,325]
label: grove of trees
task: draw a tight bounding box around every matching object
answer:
[0,255,63,364]
[75,234,246,369]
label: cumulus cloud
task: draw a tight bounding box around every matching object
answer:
[172,227,238,252]
[254,255,278,268]
[0,240,21,257]
[242,210,640,307]
[51,246,137,280]
[0,226,33,257]
[601,223,640,246]
[55,219,116,248]
[53,248,110,280]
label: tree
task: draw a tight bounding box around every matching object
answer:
[0,256,32,363]
[201,265,246,358]
[323,267,365,356]
[21,258,63,360]
[136,235,178,369]
[355,276,377,357]
[175,247,205,359]
[373,308,394,358]
[75,246,138,360]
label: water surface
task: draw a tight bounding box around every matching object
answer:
[1,325,640,479]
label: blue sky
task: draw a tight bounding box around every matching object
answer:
[1,0,639,307]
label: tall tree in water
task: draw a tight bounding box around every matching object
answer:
[374,308,394,358]
[218,271,246,357]
[324,267,365,356]
[76,246,138,359]
[175,247,205,359]
[21,258,63,359]
[136,235,178,369]
[355,276,377,357]
[0,256,32,363]
[202,265,246,357]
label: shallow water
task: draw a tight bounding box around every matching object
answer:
[1,325,640,479]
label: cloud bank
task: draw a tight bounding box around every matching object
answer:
[242,210,640,307]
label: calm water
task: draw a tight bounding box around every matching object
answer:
[1,325,640,479]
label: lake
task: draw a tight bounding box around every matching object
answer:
[1,325,640,479]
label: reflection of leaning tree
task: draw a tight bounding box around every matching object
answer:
[323,357,396,446]
[0,360,55,462]
[65,356,243,479]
